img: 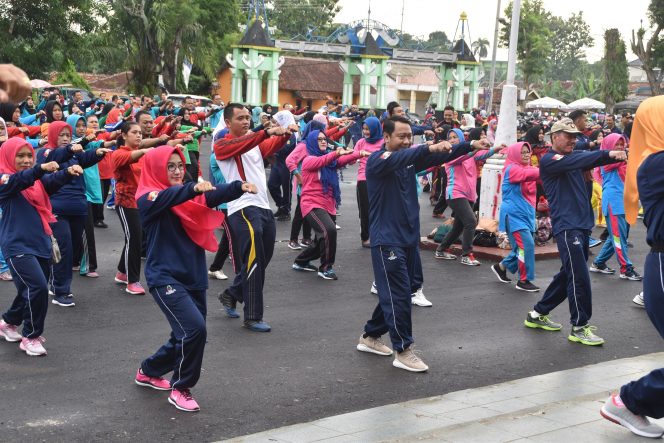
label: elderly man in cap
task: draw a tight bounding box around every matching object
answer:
[523,118,627,346]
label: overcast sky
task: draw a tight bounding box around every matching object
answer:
[334,0,652,62]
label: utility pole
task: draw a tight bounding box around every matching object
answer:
[487,0,501,112]
[400,0,405,35]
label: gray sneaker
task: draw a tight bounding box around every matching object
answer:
[357,335,393,356]
[568,325,604,346]
[601,393,664,438]
[393,347,428,372]
[524,311,562,331]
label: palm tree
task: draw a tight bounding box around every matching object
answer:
[471,38,490,61]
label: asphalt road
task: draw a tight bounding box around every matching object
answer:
[1,142,660,442]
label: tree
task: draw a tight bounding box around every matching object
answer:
[500,0,552,88]
[631,0,664,96]
[268,0,340,39]
[55,59,91,90]
[471,38,490,61]
[601,29,629,109]
[546,12,593,80]
[427,31,451,52]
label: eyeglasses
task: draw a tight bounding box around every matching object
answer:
[167,164,185,173]
[317,137,327,142]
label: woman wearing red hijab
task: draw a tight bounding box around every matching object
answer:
[134,145,256,412]
[0,138,82,356]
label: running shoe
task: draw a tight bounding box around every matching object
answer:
[411,288,432,307]
[208,270,228,280]
[633,292,645,308]
[601,393,664,438]
[524,311,562,331]
[357,334,393,356]
[52,294,75,307]
[393,347,428,372]
[135,368,171,391]
[516,280,540,292]
[114,271,128,284]
[432,213,446,219]
[72,265,80,271]
[277,213,291,222]
[568,325,604,346]
[126,282,145,295]
[588,237,602,248]
[20,336,47,356]
[85,271,99,278]
[370,281,378,295]
[434,249,456,260]
[94,221,108,228]
[335,224,341,230]
[491,263,511,283]
[0,271,12,281]
[218,290,240,318]
[299,239,312,248]
[244,320,271,332]
[460,253,480,266]
[318,269,338,280]
[620,268,643,281]
[0,319,21,342]
[589,262,616,274]
[292,262,317,272]
[287,241,302,250]
[168,388,200,412]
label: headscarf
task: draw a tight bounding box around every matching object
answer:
[504,142,537,207]
[135,145,224,252]
[0,138,56,235]
[0,103,18,124]
[505,142,532,167]
[305,130,341,205]
[301,120,325,140]
[302,111,315,124]
[363,116,383,144]
[487,119,498,144]
[601,133,626,152]
[624,96,664,224]
[0,117,7,145]
[468,127,485,142]
[589,129,603,142]
[44,100,63,123]
[448,128,465,143]
[524,125,543,147]
[66,114,86,143]
[45,121,71,148]
[251,107,262,126]
[313,113,328,126]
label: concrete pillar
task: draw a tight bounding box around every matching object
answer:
[266,54,282,107]
[437,64,448,108]
[375,59,389,109]
[359,58,372,109]
[409,90,417,113]
[229,48,243,102]
[468,65,479,109]
[453,64,465,110]
[340,58,354,106]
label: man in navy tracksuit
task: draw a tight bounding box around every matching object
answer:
[524,118,626,346]
[356,115,485,372]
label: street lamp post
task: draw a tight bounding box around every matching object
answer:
[487,0,502,113]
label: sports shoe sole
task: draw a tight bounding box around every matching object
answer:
[460,260,480,266]
[51,299,75,307]
[568,335,604,346]
[589,267,615,274]
[516,285,540,292]
[524,319,561,331]
[287,244,302,250]
[125,288,145,295]
[0,332,21,342]
[207,272,228,280]
[411,298,433,307]
[392,358,428,372]
[600,407,664,438]
[168,396,200,412]
[223,307,240,319]
[19,343,47,356]
[434,254,456,260]
[135,379,171,391]
[633,298,645,308]
[491,265,511,283]
[620,275,643,281]
[357,343,393,356]
[317,272,337,280]
[114,277,128,284]
[292,264,316,272]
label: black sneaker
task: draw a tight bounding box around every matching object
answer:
[491,263,511,283]
[620,268,643,281]
[292,262,317,272]
[217,290,240,318]
[94,221,108,228]
[277,213,291,221]
[589,262,616,274]
[516,280,540,292]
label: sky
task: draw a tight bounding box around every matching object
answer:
[334,0,652,63]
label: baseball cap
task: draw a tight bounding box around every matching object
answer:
[550,118,581,134]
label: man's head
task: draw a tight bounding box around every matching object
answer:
[212,94,223,106]
[606,114,615,128]
[224,103,251,136]
[383,116,413,151]
[131,95,141,107]
[568,110,587,131]
[550,118,580,155]
[184,96,195,111]
[387,101,404,117]
[443,105,455,123]
[135,110,154,137]
[73,90,82,102]
[142,95,153,106]
[621,112,632,127]
[86,114,99,131]
[99,92,107,101]
[282,103,293,111]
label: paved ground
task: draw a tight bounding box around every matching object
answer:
[0,143,659,442]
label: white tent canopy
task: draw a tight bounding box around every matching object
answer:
[525,96,568,110]
[567,97,606,110]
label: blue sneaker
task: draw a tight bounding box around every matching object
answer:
[217,290,240,318]
[244,320,271,332]
[292,262,317,272]
[589,237,602,248]
[52,294,75,307]
[318,268,338,280]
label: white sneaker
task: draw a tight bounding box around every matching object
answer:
[633,292,645,308]
[0,319,22,342]
[20,336,47,356]
[335,224,341,230]
[411,288,432,307]
[208,270,228,280]
[370,281,378,295]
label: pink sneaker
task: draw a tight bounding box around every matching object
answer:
[168,388,200,412]
[135,368,171,391]
[0,319,22,342]
[86,272,99,278]
[126,282,145,295]
[20,336,47,356]
[114,271,128,284]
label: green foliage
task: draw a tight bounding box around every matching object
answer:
[427,31,451,51]
[55,59,91,90]
[268,0,340,39]
[601,29,629,109]
[547,12,593,80]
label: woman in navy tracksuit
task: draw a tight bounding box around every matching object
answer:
[38,121,109,307]
[0,137,82,356]
[135,145,256,412]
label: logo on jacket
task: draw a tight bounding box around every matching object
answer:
[147,191,159,201]
[165,285,176,295]
[552,154,564,161]
[387,250,397,261]
[573,237,581,246]
[380,151,391,159]
[0,174,9,184]
[43,149,51,157]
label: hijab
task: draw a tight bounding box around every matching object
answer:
[363,117,383,144]
[301,120,325,140]
[45,121,71,148]
[524,125,543,147]
[0,138,56,235]
[487,119,498,144]
[601,133,626,152]
[505,142,532,167]
[313,113,328,126]
[448,128,465,143]
[66,114,86,143]
[305,130,341,206]
[44,100,63,123]
[135,145,224,252]
[625,96,664,223]
[0,103,18,125]
[468,127,485,142]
